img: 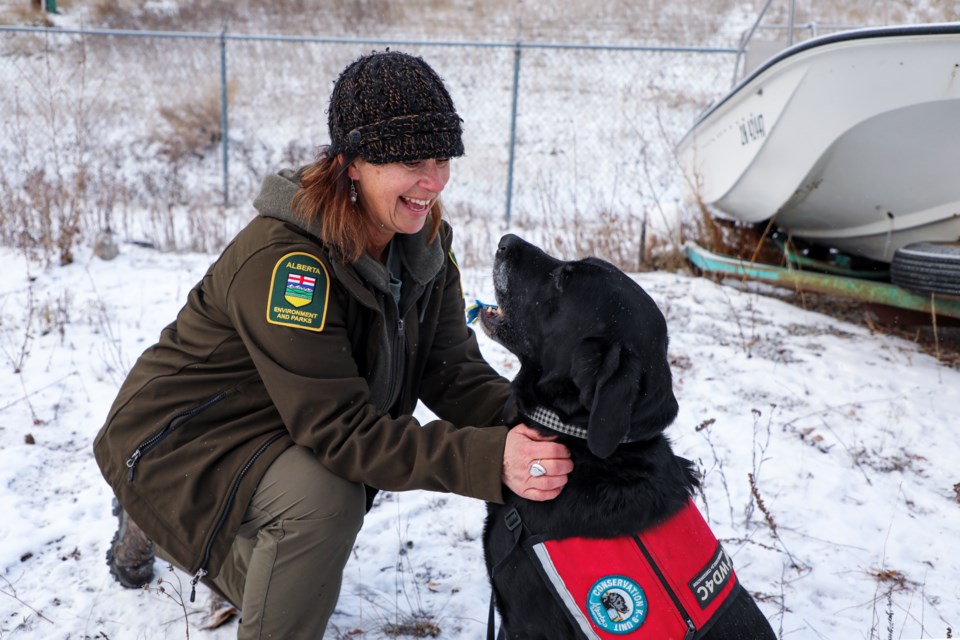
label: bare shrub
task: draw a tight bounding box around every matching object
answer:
[337,0,396,32]
[152,79,238,163]
[0,3,53,27]
[0,30,109,264]
[569,210,647,272]
[645,231,688,272]
[89,0,230,30]
[0,167,85,266]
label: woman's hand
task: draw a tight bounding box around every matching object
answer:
[501,423,573,501]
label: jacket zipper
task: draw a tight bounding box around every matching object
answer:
[389,284,423,407]
[380,317,406,412]
[632,534,697,640]
[380,282,418,413]
[126,390,228,482]
[189,431,286,602]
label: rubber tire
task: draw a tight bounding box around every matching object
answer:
[890,242,960,297]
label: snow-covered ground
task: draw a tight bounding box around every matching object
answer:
[0,234,958,639]
[2,5,960,638]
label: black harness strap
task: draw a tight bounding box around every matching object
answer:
[487,508,527,640]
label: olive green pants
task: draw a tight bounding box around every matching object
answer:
[161,445,366,639]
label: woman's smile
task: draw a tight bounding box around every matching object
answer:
[399,195,433,215]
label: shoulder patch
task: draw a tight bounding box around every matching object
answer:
[448,248,460,273]
[266,252,330,332]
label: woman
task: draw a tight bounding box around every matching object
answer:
[93,50,572,638]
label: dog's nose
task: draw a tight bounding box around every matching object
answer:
[498,234,521,253]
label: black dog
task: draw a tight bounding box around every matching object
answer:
[479,235,775,640]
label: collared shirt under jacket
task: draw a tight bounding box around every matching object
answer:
[93,167,512,581]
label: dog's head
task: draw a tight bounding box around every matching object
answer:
[601,591,630,617]
[479,234,678,458]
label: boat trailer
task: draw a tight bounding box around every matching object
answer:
[684,241,960,321]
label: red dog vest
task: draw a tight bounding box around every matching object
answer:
[524,500,738,639]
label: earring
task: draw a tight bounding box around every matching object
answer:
[349,180,358,205]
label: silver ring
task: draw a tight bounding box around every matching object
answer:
[529,460,547,477]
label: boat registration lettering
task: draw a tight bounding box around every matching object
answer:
[738,113,765,145]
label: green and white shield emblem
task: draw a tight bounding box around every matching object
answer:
[266,252,330,332]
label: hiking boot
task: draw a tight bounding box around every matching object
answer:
[105,498,155,588]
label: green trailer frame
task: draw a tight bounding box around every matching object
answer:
[684,241,960,321]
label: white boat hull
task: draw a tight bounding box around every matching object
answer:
[677,24,960,263]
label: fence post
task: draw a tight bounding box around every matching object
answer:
[220,20,230,207]
[504,41,522,226]
[787,0,797,46]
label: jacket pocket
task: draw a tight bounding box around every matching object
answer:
[124,377,254,482]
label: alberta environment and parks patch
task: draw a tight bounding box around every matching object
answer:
[586,575,648,634]
[266,252,330,332]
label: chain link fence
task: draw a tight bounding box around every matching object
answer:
[0,25,735,266]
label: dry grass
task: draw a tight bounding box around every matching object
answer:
[780,0,959,27]
[381,614,441,638]
[152,78,238,163]
[75,0,736,43]
[3,0,958,267]
[0,3,52,27]
[0,167,86,266]
[41,0,960,43]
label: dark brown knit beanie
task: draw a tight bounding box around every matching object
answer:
[328,50,464,164]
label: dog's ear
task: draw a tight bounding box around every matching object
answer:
[571,340,637,459]
[550,264,573,292]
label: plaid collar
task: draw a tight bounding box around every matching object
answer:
[527,405,588,439]
[526,405,637,445]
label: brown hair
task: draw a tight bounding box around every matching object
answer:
[291,151,444,263]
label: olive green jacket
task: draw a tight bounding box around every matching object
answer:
[93,168,511,584]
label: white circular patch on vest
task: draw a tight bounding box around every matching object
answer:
[586,575,648,634]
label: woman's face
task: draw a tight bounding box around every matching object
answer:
[347,157,451,251]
